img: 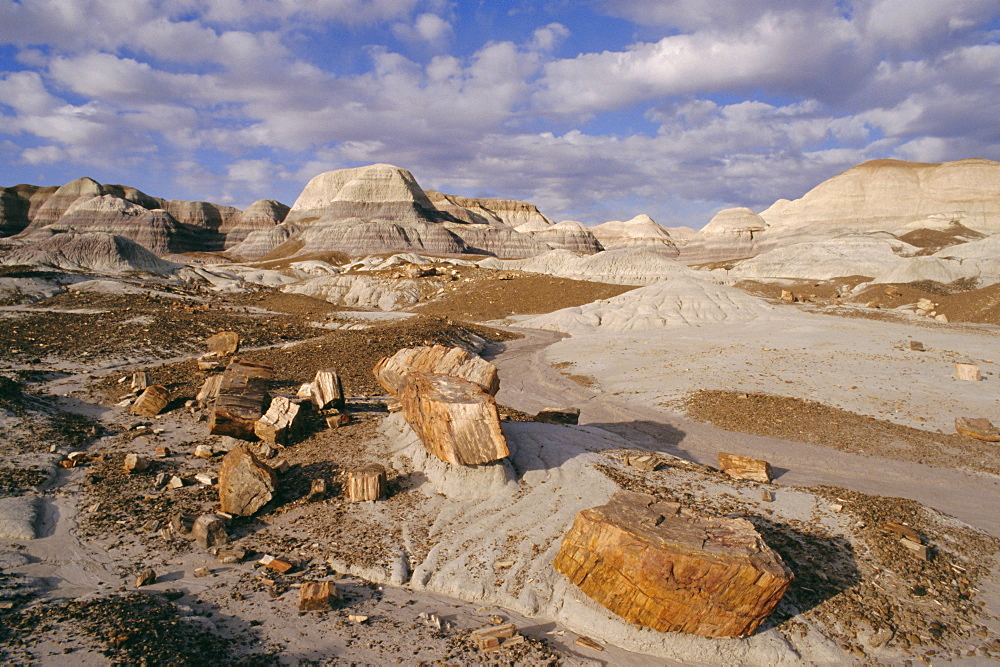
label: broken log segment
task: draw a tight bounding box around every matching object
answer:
[311,368,345,410]
[399,372,509,466]
[131,385,169,417]
[553,491,792,638]
[217,444,277,516]
[346,464,387,502]
[373,345,500,396]
[206,331,240,356]
[298,581,338,611]
[208,359,273,440]
[254,396,301,446]
[718,452,773,483]
[954,363,982,381]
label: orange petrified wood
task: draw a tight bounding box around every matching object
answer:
[553,491,792,638]
[398,372,509,466]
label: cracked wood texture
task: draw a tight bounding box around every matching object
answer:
[373,345,500,396]
[399,372,509,466]
[553,491,792,638]
[208,358,273,440]
[718,452,773,483]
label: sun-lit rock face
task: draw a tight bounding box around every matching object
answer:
[590,215,678,254]
[1,231,180,275]
[49,195,192,255]
[0,184,57,236]
[224,199,290,247]
[759,158,1000,235]
[526,220,603,254]
[287,164,444,225]
[426,190,554,228]
[24,176,106,231]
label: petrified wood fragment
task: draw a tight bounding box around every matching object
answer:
[718,452,773,483]
[311,368,345,410]
[208,359,273,440]
[553,491,792,638]
[399,372,509,466]
[131,385,169,416]
[346,464,387,502]
[217,444,277,516]
[206,331,240,356]
[299,581,337,611]
[254,396,301,445]
[955,416,1000,442]
[373,345,500,396]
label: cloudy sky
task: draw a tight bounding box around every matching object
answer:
[1,1,998,227]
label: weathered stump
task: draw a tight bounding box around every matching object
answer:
[399,372,509,466]
[208,359,273,440]
[254,396,302,445]
[718,452,773,483]
[217,444,277,516]
[346,464,387,502]
[553,491,792,638]
[207,331,240,356]
[131,385,169,416]
[373,345,500,396]
[311,368,345,410]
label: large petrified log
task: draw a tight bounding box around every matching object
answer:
[217,444,277,516]
[373,345,500,396]
[399,372,509,466]
[208,359,273,439]
[553,491,792,638]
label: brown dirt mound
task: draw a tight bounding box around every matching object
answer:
[897,224,984,254]
[677,390,1000,475]
[848,281,1000,325]
[411,271,635,321]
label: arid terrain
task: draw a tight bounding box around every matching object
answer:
[1,158,1000,664]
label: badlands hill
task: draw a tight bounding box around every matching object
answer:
[3,157,999,290]
[679,158,1000,265]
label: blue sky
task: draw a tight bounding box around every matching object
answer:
[1,0,999,228]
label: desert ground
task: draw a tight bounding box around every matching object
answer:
[1,159,999,664]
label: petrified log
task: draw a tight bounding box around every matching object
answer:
[130,371,148,393]
[217,444,277,516]
[299,581,337,611]
[553,491,792,638]
[955,363,982,381]
[536,407,580,425]
[346,464,387,502]
[206,331,240,356]
[311,368,345,410]
[192,514,228,549]
[196,375,223,404]
[718,452,773,483]
[208,359,273,439]
[955,416,1000,441]
[131,385,169,416]
[373,345,500,396]
[254,396,301,445]
[399,372,509,466]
